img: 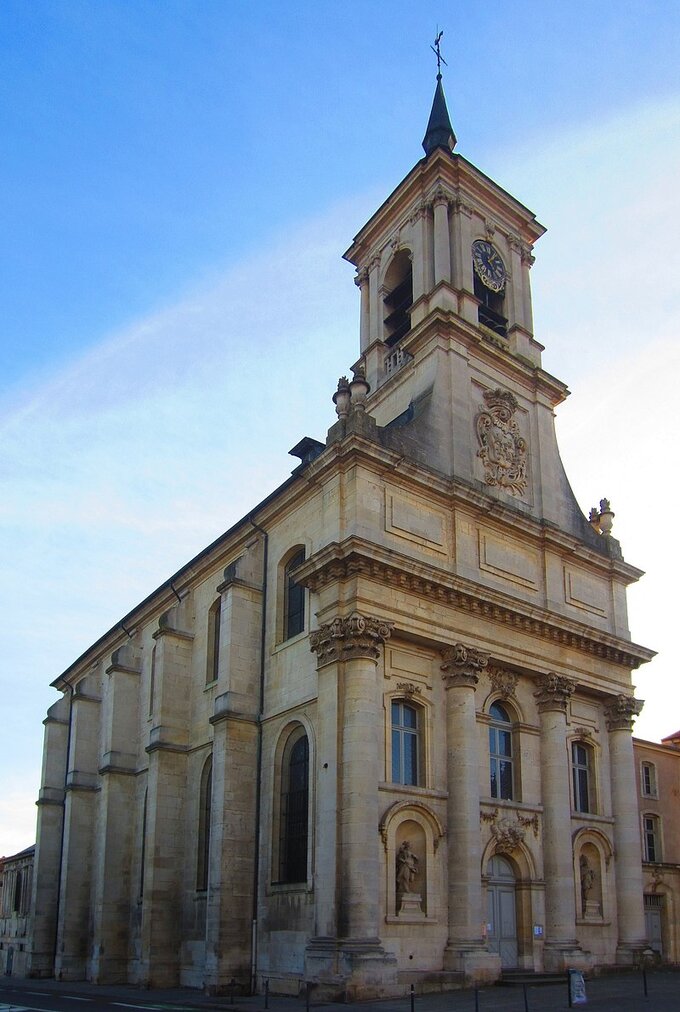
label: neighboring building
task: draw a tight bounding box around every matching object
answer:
[634,732,680,963]
[27,72,655,998]
[1,845,35,977]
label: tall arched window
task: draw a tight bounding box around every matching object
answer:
[489,702,513,800]
[572,741,594,813]
[279,731,309,883]
[196,755,213,890]
[206,598,221,684]
[284,549,306,641]
[383,250,413,346]
[642,814,661,863]
[13,870,22,913]
[391,700,421,786]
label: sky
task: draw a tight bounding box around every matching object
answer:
[1,2,679,858]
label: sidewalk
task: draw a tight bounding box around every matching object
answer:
[2,970,680,1012]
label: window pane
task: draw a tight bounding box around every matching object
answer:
[391,701,420,786]
[403,731,418,785]
[490,757,498,798]
[392,728,401,782]
[499,759,513,800]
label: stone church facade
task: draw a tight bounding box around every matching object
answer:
[28,76,654,997]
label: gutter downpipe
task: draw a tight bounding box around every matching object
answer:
[52,681,74,979]
[248,516,268,995]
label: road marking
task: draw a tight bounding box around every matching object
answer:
[111,1005,165,1010]
[63,1000,92,1003]
[25,995,50,998]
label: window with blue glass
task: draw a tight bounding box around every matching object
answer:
[284,549,306,640]
[572,741,593,813]
[391,700,421,786]
[489,702,514,800]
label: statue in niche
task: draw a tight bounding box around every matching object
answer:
[580,854,596,917]
[396,840,419,894]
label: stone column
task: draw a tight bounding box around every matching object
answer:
[605,694,646,964]
[432,190,451,285]
[440,643,499,983]
[355,268,370,353]
[306,613,397,999]
[367,256,381,347]
[534,673,585,971]
[450,199,477,325]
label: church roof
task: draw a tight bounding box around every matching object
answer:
[422,73,456,156]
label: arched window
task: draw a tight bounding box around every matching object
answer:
[279,731,309,883]
[283,549,306,641]
[391,700,421,786]
[642,814,661,863]
[196,755,213,891]
[641,761,658,798]
[572,741,594,813]
[383,250,413,346]
[206,598,221,683]
[489,702,513,800]
[13,870,22,913]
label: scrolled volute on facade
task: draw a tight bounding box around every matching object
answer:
[440,642,489,689]
[604,693,644,732]
[309,611,394,666]
[533,671,576,713]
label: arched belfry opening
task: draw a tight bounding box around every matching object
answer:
[383,250,413,346]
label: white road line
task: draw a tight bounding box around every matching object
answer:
[25,994,50,998]
[111,1005,164,1010]
[63,999,92,1003]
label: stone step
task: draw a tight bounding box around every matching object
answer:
[497,970,567,988]
[397,970,466,993]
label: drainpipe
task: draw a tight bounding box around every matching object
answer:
[52,681,74,978]
[248,516,268,995]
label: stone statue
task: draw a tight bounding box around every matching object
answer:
[396,840,419,894]
[580,854,595,916]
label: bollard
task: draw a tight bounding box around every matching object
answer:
[306,981,311,1012]
[567,969,572,1008]
[410,982,415,1012]
[265,979,269,1010]
[229,977,237,1004]
[643,966,648,998]
[523,981,529,1012]
[474,987,479,1012]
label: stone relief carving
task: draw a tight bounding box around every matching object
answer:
[491,818,525,855]
[441,643,489,688]
[396,681,422,697]
[487,665,518,699]
[309,612,394,666]
[534,672,576,713]
[475,389,528,497]
[604,694,644,732]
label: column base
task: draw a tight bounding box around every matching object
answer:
[443,943,500,984]
[305,937,398,1000]
[615,942,648,966]
[542,941,591,973]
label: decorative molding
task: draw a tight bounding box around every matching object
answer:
[476,388,528,497]
[481,808,539,842]
[604,694,644,732]
[395,681,422,697]
[487,664,519,699]
[441,643,488,689]
[296,548,650,670]
[309,612,394,666]
[534,672,576,713]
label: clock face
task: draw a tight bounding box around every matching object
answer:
[472,239,507,293]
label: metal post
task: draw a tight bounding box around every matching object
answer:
[474,987,479,1012]
[264,979,269,1009]
[643,966,648,998]
[523,982,529,1012]
[230,977,236,1004]
[567,969,572,1008]
[306,982,311,1012]
[410,982,415,1012]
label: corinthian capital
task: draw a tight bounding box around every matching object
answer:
[604,694,644,732]
[440,643,488,689]
[534,672,576,713]
[309,612,394,667]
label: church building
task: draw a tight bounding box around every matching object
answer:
[27,70,655,997]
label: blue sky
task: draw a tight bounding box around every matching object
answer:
[1,3,679,856]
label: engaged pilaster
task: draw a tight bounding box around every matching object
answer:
[605,693,646,964]
[440,643,499,982]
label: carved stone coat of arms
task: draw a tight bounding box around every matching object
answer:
[475,388,527,497]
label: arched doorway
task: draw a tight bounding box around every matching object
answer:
[487,855,518,968]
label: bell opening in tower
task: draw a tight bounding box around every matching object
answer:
[383,249,413,346]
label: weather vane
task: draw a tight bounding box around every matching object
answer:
[431,29,447,76]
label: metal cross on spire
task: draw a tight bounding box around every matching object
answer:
[430,29,448,78]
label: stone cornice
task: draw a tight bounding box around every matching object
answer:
[309,611,394,667]
[296,539,653,670]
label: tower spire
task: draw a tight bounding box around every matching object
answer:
[422,31,456,156]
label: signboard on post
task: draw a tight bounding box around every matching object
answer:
[568,968,587,1005]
